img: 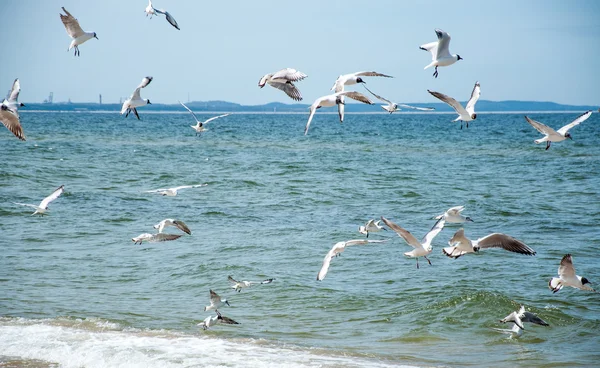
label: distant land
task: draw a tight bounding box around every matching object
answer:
[21,100,598,113]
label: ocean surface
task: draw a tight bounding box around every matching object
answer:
[1,111,599,367]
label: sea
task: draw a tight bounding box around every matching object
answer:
[1,110,599,367]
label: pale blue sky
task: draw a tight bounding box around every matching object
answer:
[1,0,599,105]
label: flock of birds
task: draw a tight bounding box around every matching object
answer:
[2,3,597,338]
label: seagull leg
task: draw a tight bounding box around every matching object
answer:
[416,258,420,269]
[133,108,140,120]
[546,141,551,150]
[125,108,130,118]
[433,67,438,78]
[424,256,432,266]
[460,122,463,130]
[466,121,469,128]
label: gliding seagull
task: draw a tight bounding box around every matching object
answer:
[145,184,207,196]
[358,219,386,237]
[153,219,192,235]
[258,68,307,101]
[317,239,388,281]
[428,81,480,129]
[331,71,393,93]
[381,216,446,269]
[145,0,180,30]
[14,185,64,215]
[59,7,98,56]
[434,205,473,223]
[420,29,462,78]
[362,85,434,114]
[228,275,275,292]
[121,77,153,120]
[198,310,239,330]
[304,91,374,135]
[204,289,230,312]
[2,78,25,112]
[524,111,592,150]
[442,228,536,259]
[500,305,549,330]
[549,254,595,293]
[179,101,230,135]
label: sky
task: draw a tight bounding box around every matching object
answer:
[1,0,599,106]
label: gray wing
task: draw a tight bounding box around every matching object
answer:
[228,275,239,284]
[155,9,180,30]
[435,29,452,59]
[8,79,20,102]
[475,233,536,255]
[39,185,64,208]
[179,101,200,124]
[272,68,307,82]
[380,216,421,248]
[209,289,222,304]
[339,91,374,105]
[522,311,549,326]
[151,233,182,242]
[203,113,231,125]
[558,254,576,278]
[421,218,445,247]
[267,80,303,101]
[0,105,25,141]
[60,7,84,39]
[260,278,275,284]
[557,110,592,136]
[132,76,153,99]
[428,90,468,116]
[465,81,481,115]
[354,71,393,78]
[397,104,435,111]
[173,220,192,235]
[362,85,392,104]
[524,116,556,136]
[217,312,239,325]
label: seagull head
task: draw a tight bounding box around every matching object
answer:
[19,102,25,107]
[581,277,591,285]
[565,132,573,140]
[470,113,477,120]
[335,96,345,105]
[356,77,366,84]
[465,216,474,222]
[147,99,152,105]
[457,55,463,61]
[93,32,99,40]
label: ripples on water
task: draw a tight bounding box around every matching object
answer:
[0,112,599,367]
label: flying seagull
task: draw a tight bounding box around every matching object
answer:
[428,81,480,129]
[131,233,182,245]
[442,228,536,259]
[59,7,98,56]
[121,77,153,120]
[549,254,595,293]
[304,91,374,135]
[145,0,180,30]
[358,219,386,237]
[2,78,25,112]
[228,275,275,292]
[381,216,446,269]
[362,85,434,114]
[14,185,64,215]
[330,71,393,93]
[317,239,388,281]
[198,310,239,330]
[500,305,549,330]
[0,105,24,141]
[153,219,192,235]
[420,29,462,78]
[204,289,230,312]
[524,111,592,150]
[179,101,230,135]
[434,205,473,223]
[145,184,207,196]
[258,68,307,101]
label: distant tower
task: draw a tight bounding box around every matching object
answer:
[99,94,102,104]
[48,92,54,103]
[68,97,72,104]
[119,97,122,104]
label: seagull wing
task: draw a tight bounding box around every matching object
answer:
[8,79,21,103]
[465,82,481,115]
[203,113,231,125]
[272,68,307,82]
[267,80,303,101]
[60,7,85,39]
[172,220,192,235]
[260,278,275,284]
[209,289,222,304]
[428,90,468,116]
[475,233,536,255]
[317,247,338,281]
[435,29,452,59]
[558,254,576,278]
[338,91,374,105]
[344,239,387,247]
[0,106,25,141]
[419,41,438,61]
[151,233,182,242]
[39,185,64,209]
[145,188,168,193]
[304,104,318,135]
[354,71,394,78]
[132,77,153,100]
[362,85,392,105]
[155,9,180,30]
[421,218,445,247]
[446,205,465,216]
[524,116,557,136]
[380,216,421,248]
[179,101,200,124]
[219,315,239,325]
[522,311,549,326]
[228,275,240,284]
[13,202,39,209]
[397,104,435,111]
[557,110,592,136]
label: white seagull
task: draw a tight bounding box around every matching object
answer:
[330,71,393,93]
[228,275,275,292]
[204,289,230,312]
[420,29,462,78]
[525,111,592,150]
[198,310,239,330]
[2,78,25,112]
[145,183,207,196]
[131,233,182,245]
[549,254,595,293]
[179,101,230,135]
[381,216,446,269]
[145,0,180,30]
[442,228,536,259]
[121,76,153,120]
[59,7,98,57]
[500,305,550,330]
[434,205,473,223]
[304,91,373,135]
[358,219,386,237]
[153,219,192,235]
[258,68,307,101]
[428,81,481,129]
[362,85,434,114]
[14,185,64,215]
[317,239,388,281]
[0,105,24,141]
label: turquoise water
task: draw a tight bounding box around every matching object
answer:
[1,111,599,367]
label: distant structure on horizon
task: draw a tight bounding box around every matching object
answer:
[43,92,54,104]
[99,94,102,104]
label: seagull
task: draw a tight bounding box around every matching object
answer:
[14,185,64,215]
[524,111,592,150]
[381,216,446,269]
[59,7,98,56]
[198,310,239,330]
[2,78,25,112]
[121,76,153,120]
[131,233,182,245]
[420,29,462,78]
[500,305,550,330]
[258,68,307,101]
[145,184,207,196]
[145,0,180,30]
[330,71,393,93]
[549,254,595,293]
[358,219,386,237]
[362,85,434,114]
[153,219,192,235]
[428,81,480,129]
[317,239,388,281]
[204,289,230,312]
[434,205,473,223]
[0,105,24,141]
[304,91,374,135]
[179,101,230,135]
[228,275,275,292]
[442,228,536,259]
